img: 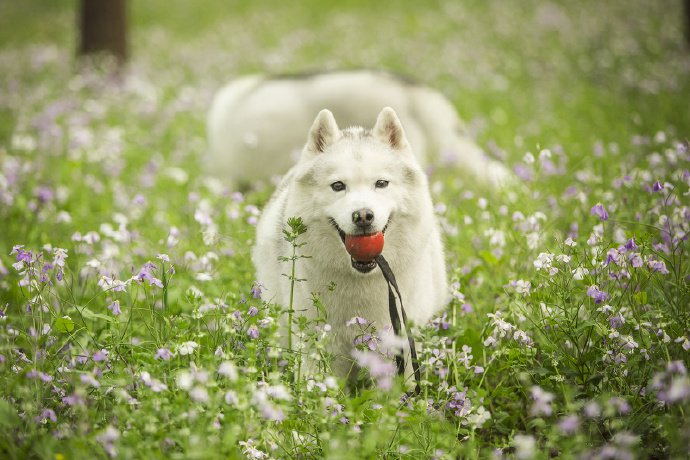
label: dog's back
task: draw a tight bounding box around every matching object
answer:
[207,70,511,188]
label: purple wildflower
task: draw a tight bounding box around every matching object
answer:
[11,245,33,265]
[80,373,100,388]
[346,316,368,327]
[92,349,108,362]
[35,185,54,203]
[590,203,609,221]
[34,408,57,423]
[609,314,625,329]
[98,275,127,292]
[136,261,163,288]
[354,333,378,351]
[352,349,396,390]
[667,361,687,374]
[558,415,580,434]
[628,253,643,268]
[652,361,690,404]
[587,285,610,304]
[604,248,621,267]
[258,402,284,422]
[247,325,259,339]
[149,277,163,288]
[513,163,533,181]
[430,313,449,331]
[658,377,690,404]
[458,345,473,368]
[248,306,258,317]
[447,387,472,417]
[52,248,68,267]
[62,393,85,407]
[250,282,263,299]
[652,180,664,192]
[529,386,554,417]
[647,259,669,275]
[136,261,156,281]
[26,370,52,382]
[96,426,120,458]
[155,348,173,361]
[107,300,121,316]
[609,397,630,415]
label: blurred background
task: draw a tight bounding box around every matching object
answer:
[2,0,689,162]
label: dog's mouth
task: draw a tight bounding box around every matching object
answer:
[329,218,389,274]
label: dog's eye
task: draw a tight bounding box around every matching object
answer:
[375,180,389,189]
[330,181,346,192]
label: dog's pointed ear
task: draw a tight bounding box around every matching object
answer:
[305,109,340,155]
[373,107,408,151]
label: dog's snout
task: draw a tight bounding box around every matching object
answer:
[352,208,375,228]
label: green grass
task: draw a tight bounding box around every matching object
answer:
[1,1,689,458]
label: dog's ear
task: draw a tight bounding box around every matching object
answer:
[305,109,340,155]
[373,107,408,151]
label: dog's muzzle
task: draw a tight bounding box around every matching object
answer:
[329,217,388,274]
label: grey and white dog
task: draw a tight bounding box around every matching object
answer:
[207,70,510,188]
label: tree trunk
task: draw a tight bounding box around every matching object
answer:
[78,0,128,64]
[686,0,690,47]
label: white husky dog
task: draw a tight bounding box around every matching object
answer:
[252,107,447,379]
[207,70,510,188]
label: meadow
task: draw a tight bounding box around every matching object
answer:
[1,0,689,458]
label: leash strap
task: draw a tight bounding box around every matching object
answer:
[375,255,421,395]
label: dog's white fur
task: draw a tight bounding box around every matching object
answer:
[252,107,447,379]
[207,70,510,188]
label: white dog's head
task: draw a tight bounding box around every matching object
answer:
[292,107,430,274]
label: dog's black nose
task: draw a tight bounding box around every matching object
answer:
[352,208,375,228]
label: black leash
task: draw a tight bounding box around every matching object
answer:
[375,254,421,396]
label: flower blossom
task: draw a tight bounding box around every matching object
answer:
[107,300,121,315]
[590,203,609,221]
[352,349,396,390]
[587,285,610,304]
[155,347,173,360]
[534,252,558,276]
[177,341,199,356]
[529,386,554,416]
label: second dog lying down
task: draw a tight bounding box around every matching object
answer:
[207,70,511,188]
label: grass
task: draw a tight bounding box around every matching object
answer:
[1,0,689,458]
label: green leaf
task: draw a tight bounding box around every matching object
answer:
[0,399,21,428]
[78,307,115,323]
[479,250,499,266]
[54,315,75,333]
[633,291,647,304]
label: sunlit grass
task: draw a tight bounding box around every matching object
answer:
[1,1,689,458]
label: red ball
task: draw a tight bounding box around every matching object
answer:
[344,232,384,262]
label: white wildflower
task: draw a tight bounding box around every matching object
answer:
[177,341,199,356]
